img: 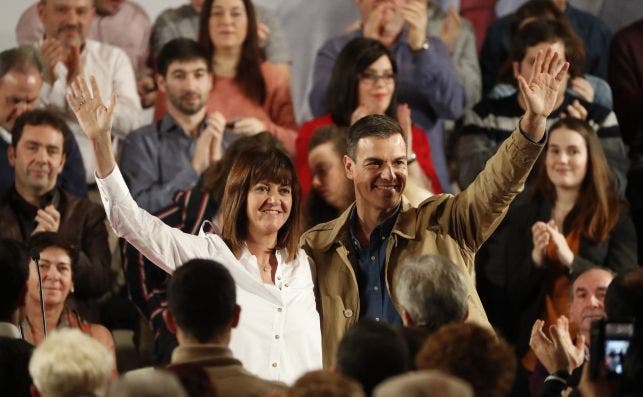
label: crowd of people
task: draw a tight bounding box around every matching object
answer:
[1,0,642,396]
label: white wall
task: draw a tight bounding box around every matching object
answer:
[2,0,186,51]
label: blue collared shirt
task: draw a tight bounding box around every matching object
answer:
[349,206,403,325]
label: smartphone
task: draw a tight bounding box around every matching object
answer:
[590,319,634,379]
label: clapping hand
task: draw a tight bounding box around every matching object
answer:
[517,47,569,141]
[530,316,585,375]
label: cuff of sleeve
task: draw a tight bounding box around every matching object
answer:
[95,166,130,206]
[517,117,547,145]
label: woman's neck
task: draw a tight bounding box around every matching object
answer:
[25,301,64,335]
[553,187,579,224]
[245,232,278,262]
[213,49,241,78]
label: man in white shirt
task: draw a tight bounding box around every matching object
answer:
[37,0,143,184]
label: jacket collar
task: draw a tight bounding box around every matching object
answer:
[313,196,418,252]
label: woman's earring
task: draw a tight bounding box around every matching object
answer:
[71,285,75,293]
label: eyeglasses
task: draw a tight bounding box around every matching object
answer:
[359,71,395,85]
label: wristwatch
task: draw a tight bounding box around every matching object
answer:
[407,152,417,164]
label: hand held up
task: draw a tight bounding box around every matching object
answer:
[517,47,570,141]
[66,75,118,178]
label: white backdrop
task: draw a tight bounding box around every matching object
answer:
[2,0,186,51]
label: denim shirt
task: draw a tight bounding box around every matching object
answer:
[349,205,403,325]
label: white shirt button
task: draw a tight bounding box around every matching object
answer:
[277,307,283,312]
[275,334,280,339]
[370,256,376,261]
[272,362,278,368]
[375,317,380,322]
[374,286,379,291]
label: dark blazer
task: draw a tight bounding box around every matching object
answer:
[0,337,33,397]
[0,188,111,301]
[502,193,638,357]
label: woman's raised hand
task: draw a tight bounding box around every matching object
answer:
[66,75,118,178]
[67,76,117,142]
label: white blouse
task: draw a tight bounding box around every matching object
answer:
[96,166,322,384]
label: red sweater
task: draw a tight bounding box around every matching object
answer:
[295,114,443,196]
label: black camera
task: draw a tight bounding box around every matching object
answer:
[589,319,634,380]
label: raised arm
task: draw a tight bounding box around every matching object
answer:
[445,47,570,250]
[67,76,118,178]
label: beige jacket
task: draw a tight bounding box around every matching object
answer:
[301,129,544,368]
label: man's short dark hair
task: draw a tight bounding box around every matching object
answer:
[11,108,73,155]
[0,239,30,321]
[336,320,409,395]
[167,259,236,343]
[156,38,212,77]
[346,114,406,159]
[0,45,45,80]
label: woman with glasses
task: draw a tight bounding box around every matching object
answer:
[295,37,442,199]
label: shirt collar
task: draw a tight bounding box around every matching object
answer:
[349,203,401,250]
[159,113,207,137]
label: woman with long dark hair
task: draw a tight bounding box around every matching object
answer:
[296,37,442,197]
[502,118,637,378]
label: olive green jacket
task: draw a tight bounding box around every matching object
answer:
[301,129,544,368]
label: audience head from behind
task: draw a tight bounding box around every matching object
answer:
[106,368,189,397]
[305,125,354,227]
[335,320,409,395]
[326,37,398,127]
[37,0,96,50]
[219,144,302,261]
[501,19,584,90]
[372,370,474,397]
[165,258,239,345]
[0,46,45,133]
[0,238,30,324]
[28,328,114,397]
[535,118,620,244]
[9,109,72,202]
[287,370,365,397]
[416,322,516,397]
[568,267,615,343]
[155,38,212,118]
[394,254,468,332]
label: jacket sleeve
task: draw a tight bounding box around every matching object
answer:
[441,128,544,252]
[403,37,465,120]
[264,66,298,155]
[74,202,112,300]
[59,134,88,197]
[570,207,639,275]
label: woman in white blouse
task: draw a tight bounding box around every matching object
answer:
[66,76,322,384]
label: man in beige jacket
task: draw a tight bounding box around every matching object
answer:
[301,47,570,367]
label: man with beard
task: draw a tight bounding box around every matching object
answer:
[119,38,225,213]
[37,0,143,185]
